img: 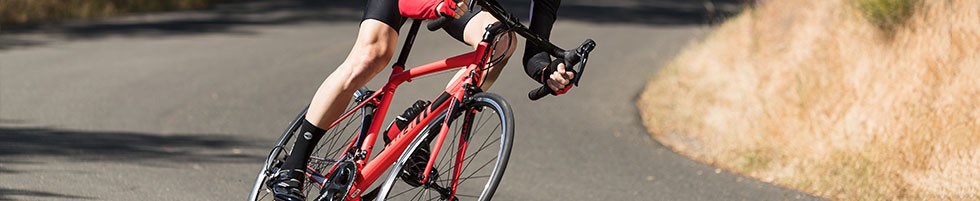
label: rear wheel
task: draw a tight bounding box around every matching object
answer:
[249,88,374,201]
[248,107,305,201]
[377,93,514,201]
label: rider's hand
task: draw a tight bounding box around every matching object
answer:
[546,63,575,92]
[436,0,469,19]
[400,0,467,20]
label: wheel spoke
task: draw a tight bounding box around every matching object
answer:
[471,124,500,156]
[462,135,499,164]
[426,187,436,201]
[324,115,359,156]
[436,125,460,174]
[409,187,426,201]
[455,194,479,198]
[443,126,499,177]
[438,113,501,184]
[474,109,496,134]
[253,101,385,200]
[437,174,490,183]
[388,179,427,199]
[377,96,511,201]
[456,156,497,187]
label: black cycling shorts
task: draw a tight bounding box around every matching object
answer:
[362,0,480,44]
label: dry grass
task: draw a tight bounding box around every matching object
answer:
[637,0,979,200]
[0,0,241,26]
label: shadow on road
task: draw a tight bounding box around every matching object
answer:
[0,159,94,200]
[0,0,747,50]
[0,187,94,201]
[0,126,264,200]
[0,127,262,165]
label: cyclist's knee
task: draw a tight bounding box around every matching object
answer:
[340,45,392,90]
[337,22,398,90]
[463,13,515,61]
[350,44,393,70]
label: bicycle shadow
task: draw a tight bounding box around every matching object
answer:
[0,187,94,201]
[0,127,262,165]
[0,127,264,200]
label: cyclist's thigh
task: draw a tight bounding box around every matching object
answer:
[344,0,406,79]
[442,7,484,46]
[458,12,505,46]
[363,0,407,32]
[345,21,399,79]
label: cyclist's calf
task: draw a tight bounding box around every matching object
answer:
[480,31,516,90]
[456,12,517,90]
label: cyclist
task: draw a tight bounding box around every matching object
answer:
[270,0,573,200]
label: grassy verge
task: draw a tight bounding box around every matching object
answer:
[1,0,244,26]
[638,0,978,200]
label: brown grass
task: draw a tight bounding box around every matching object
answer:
[0,0,242,26]
[637,0,979,200]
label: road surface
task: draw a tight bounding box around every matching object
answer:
[1,0,822,200]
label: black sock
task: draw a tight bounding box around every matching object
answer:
[282,119,327,171]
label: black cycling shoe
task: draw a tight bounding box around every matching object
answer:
[269,169,306,201]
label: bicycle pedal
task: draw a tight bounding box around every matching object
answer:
[315,161,357,201]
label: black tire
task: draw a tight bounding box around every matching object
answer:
[376,92,515,201]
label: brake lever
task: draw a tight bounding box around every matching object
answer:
[527,38,596,101]
[570,39,595,86]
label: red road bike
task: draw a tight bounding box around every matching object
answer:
[249,0,595,200]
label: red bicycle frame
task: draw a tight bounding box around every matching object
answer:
[311,20,502,201]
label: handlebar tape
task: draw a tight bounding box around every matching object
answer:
[528,85,554,100]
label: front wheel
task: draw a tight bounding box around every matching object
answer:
[376,92,515,201]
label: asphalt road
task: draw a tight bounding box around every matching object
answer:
[1,0,823,200]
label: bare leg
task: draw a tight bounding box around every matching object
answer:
[306,20,399,128]
[272,19,400,200]
[447,12,517,90]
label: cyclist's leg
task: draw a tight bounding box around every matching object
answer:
[461,12,516,90]
[444,11,517,90]
[281,0,406,172]
[279,19,399,173]
[305,20,399,128]
[272,19,398,198]
[272,0,403,198]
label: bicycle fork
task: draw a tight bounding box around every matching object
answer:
[421,97,479,201]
